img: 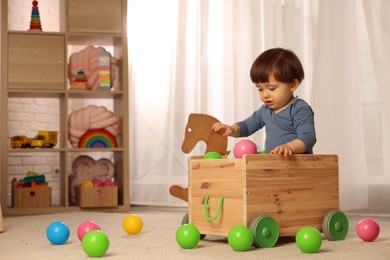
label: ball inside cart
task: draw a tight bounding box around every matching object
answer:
[122,214,144,235]
[175,224,200,249]
[233,140,257,158]
[82,230,109,257]
[227,225,253,251]
[356,218,380,242]
[203,152,222,159]
[295,226,322,253]
[77,220,101,241]
[46,221,70,245]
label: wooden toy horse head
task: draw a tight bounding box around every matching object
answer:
[181,113,228,155]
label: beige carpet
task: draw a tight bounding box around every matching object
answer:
[0,206,389,259]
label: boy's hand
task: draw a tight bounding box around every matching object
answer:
[212,123,232,136]
[269,139,306,157]
[269,144,293,157]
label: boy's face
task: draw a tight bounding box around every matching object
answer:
[255,74,298,113]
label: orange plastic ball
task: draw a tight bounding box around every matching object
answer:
[122,214,143,235]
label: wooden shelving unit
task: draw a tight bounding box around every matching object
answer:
[1,0,130,215]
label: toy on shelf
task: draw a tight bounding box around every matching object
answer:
[68,155,115,204]
[68,105,120,148]
[98,51,111,90]
[12,171,51,208]
[29,1,42,31]
[12,171,49,188]
[169,114,228,202]
[10,130,58,149]
[71,71,89,89]
[68,46,117,90]
[78,128,118,148]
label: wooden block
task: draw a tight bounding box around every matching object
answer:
[76,186,118,208]
[12,187,51,208]
[188,154,339,237]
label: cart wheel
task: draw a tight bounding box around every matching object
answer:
[322,210,349,241]
[181,213,189,226]
[181,213,206,240]
[249,215,279,248]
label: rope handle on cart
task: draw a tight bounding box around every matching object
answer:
[203,195,224,222]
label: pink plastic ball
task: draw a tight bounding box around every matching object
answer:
[91,179,102,187]
[78,221,101,241]
[356,218,380,242]
[233,140,257,158]
[102,180,116,186]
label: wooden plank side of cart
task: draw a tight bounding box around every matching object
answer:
[188,157,246,236]
[245,154,339,237]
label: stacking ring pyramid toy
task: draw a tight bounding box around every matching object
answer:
[29,1,42,31]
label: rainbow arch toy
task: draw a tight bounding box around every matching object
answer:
[78,129,118,148]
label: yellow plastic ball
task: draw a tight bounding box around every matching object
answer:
[122,214,143,235]
[81,180,94,188]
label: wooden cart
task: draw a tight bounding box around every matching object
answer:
[184,154,349,247]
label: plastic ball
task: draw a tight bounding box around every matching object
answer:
[122,214,143,235]
[233,140,257,158]
[77,220,101,241]
[203,152,222,159]
[295,226,322,253]
[46,221,70,245]
[91,179,102,187]
[356,218,380,242]
[102,180,116,186]
[82,230,109,257]
[227,225,253,251]
[176,224,200,249]
[81,180,94,188]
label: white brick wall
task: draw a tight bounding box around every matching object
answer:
[1,0,62,205]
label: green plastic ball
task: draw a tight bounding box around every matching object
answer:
[295,226,322,253]
[82,230,109,257]
[175,224,200,249]
[228,226,253,251]
[203,152,222,159]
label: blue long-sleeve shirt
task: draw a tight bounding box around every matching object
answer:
[236,97,316,153]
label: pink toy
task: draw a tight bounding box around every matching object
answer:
[91,179,102,187]
[356,218,380,242]
[102,180,116,187]
[233,140,257,158]
[68,46,117,90]
[68,105,120,148]
[77,221,101,241]
[68,155,115,204]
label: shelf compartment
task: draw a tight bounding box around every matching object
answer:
[67,0,123,34]
[8,33,66,90]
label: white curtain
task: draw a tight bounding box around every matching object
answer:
[310,0,369,211]
[128,0,389,212]
[362,0,390,185]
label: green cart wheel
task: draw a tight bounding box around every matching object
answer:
[181,213,206,240]
[322,210,349,241]
[181,213,189,226]
[249,215,279,248]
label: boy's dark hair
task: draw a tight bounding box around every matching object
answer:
[250,48,304,84]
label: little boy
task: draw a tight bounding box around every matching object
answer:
[212,48,316,157]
